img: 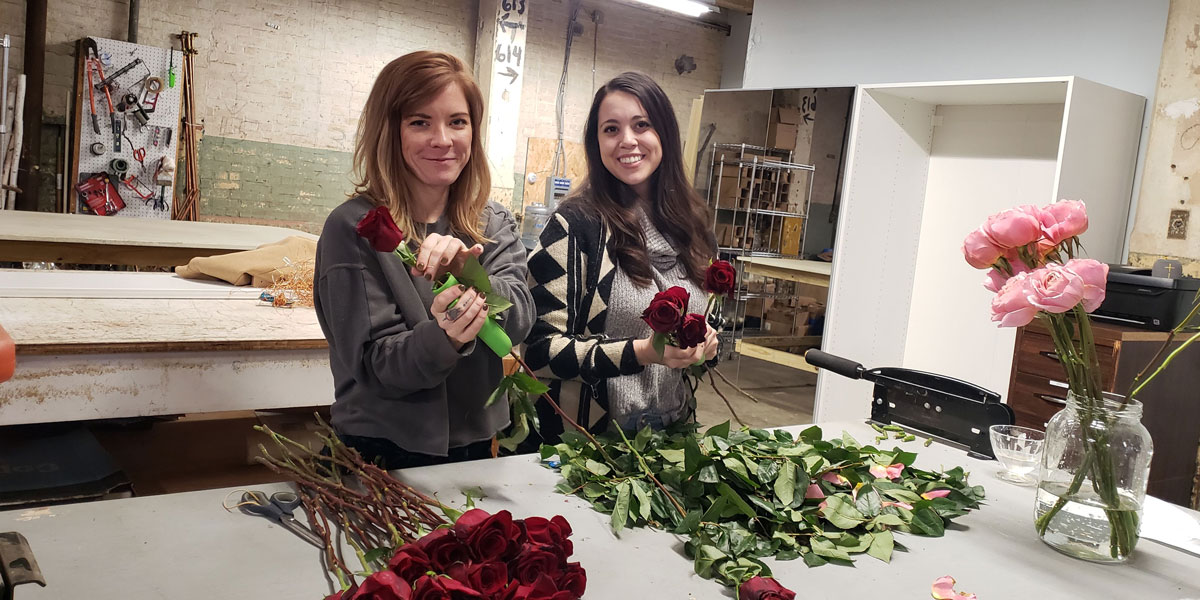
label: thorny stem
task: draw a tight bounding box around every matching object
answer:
[615,426,688,518]
[711,367,760,404]
[707,370,746,426]
[509,352,619,467]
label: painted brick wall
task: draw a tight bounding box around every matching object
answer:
[7,0,724,232]
[517,1,726,177]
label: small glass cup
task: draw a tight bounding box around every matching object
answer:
[989,424,1046,485]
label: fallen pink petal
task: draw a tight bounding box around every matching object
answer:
[922,489,952,500]
[931,575,978,600]
[821,472,849,486]
[804,483,825,499]
[882,500,913,511]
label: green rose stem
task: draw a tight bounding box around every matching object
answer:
[1032,310,1137,558]
[507,352,688,516]
[615,426,688,517]
[1127,298,1200,401]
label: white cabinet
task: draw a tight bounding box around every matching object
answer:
[816,77,1145,422]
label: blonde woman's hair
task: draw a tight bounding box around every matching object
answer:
[352,51,491,244]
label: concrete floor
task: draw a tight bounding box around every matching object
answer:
[694,356,817,429]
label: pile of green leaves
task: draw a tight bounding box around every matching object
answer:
[540,422,985,588]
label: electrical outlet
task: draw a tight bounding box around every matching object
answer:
[1168,209,1189,240]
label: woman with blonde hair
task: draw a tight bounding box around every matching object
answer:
[314,51,533,469]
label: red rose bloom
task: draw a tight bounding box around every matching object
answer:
[348,571,412,600]
[677,313,707,349]
[413,528,470,571]
[454,509,523,562]
[356,205,405,253]
[704,260,737,298]
[738,576,796,600]
[518,516,572,557]
[641,286,690,334]
[387,545,432,582]
[447,561,508,597]
[560,562,586,598]
[411,575,483,600]
[512,545,564,585]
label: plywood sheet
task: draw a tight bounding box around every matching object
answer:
[522,137,587,210]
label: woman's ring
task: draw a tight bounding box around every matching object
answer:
[444,306,463,322]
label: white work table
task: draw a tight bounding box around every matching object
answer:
[0,269,332,425]
[2,421,1196,599]
[0,210,317,266]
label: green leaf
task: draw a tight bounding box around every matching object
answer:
[870,513,905,528]
[510,371,550,395]
[440,504,463,522]
[611,481,632,533]
[456,255,493,293]
[485,376,514,407]
[756,459,781,485]
[632,479,653,520]
[867,529,894,563]
[674,510,702,534]
[717,482,756,518]
[657,448,686,463]
[722,457,753,487]
[584,459,611,477]
[881,488,923,504]
[700,497,728,523]
[496,410,530,452]
[692,544,726,579]
[810,537,853,561]
[854,484,883,518]
[894,451,919,466]
[774,461,796,506]
[698,464,720,483]
[683,435,705,478]
[911,507,945,537]
[363,546,392,565]
[705,421,731,439]
[820,495,866,529]
[799,425,823,442]
[652,333,667,357]
[802,551,828,567]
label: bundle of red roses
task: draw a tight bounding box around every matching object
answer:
[640,260,737,353]
[326,508,586,600]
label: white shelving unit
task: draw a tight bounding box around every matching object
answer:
[817,76,1145,422]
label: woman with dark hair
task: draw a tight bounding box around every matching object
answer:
[313,51,534,469]
[523,71,719,441]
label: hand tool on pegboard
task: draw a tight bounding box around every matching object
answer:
[93,57,145,97]
[82,39,115,138]
[76,172,125,216]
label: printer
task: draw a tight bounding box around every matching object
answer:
[1092,265,1200,330]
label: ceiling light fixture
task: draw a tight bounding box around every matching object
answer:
[630,0,717,18]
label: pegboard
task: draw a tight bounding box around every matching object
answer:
[72,36,182,219]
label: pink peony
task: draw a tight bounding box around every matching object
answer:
[990,272,1038,327]
[1064,258,1108,312]
[981,206,1043,249]
[1039,200,1089,245]
[1025,263,1085,314]
[962,228,1005,269]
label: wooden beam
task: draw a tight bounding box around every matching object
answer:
[742,335,822,348]
[735,340,817,373]
[715,0,753,14]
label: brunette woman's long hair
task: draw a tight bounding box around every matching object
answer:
[574,71,715,286]
[351,51,490,244]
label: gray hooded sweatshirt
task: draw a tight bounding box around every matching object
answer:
[313,196,534,456]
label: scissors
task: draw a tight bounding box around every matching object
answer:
[239,490,324,549]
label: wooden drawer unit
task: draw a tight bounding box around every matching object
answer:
[1008,320,1200,507]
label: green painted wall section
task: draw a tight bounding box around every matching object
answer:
[198,136,354,234]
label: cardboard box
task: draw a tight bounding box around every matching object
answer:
[768,106,802,151]
[715,224,735,246]
[781,217,804,255]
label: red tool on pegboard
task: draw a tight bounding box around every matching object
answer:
[76,173,125,216]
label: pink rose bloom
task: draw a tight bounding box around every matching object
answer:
[868,463,904,479]
[1064,258,1108,312]
[1025,263,1085,314]
[983,255,1033,293]
[962,228,1004,269]
[1040,200,1089,244]
[990,272,1038,327]
[981,206,1043,249]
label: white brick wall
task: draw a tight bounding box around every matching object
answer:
[517,0,726,174]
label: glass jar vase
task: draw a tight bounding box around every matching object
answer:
[1033,391,1153,563]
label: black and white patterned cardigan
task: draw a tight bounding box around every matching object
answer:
[521,200,647,442]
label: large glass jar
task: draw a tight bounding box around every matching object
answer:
[1033,392,1153,562]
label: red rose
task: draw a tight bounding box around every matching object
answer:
[704,260,737,298]
[356,205,405,253]
[518,574,560,600]
[560,562,586,598]
[641,286,689,334]
[518,516,572,558]
[512,545,563,585]
[454,509,523,562]
[676,313,707,349]
[447,561,508,597]
[738,576,796,600]
[348,571,412,600]
[387,545,433,582]
[413,528,470,571]
[411,575,483,600]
